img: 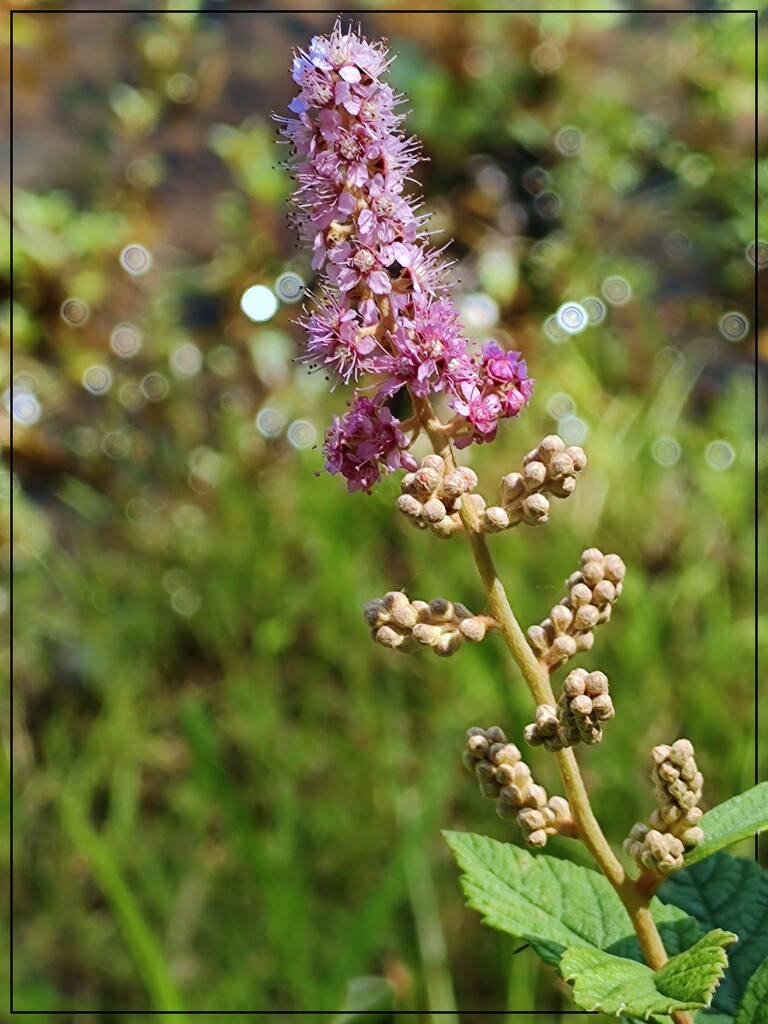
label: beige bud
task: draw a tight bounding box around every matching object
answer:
[525,829,548,848]
[475,760,496,783]
[501,472,525,504]
[483,506,511,533]
[581,560,605,587]
[570,583,593,608]
[452,603,472,620]
[670,739,695,764]
[602,553,626,582]
[375,625,408,649]
[683,806,703,826]
[364,599,387,627]
[467,733,489,758]
[535,704,560,736]
[591,694,614,721]
[397,493,424,520]
[422,454,445,473]
[518,808,546,831]
[466,726,485,739]
[596,604,612,625]
[524,723,543,746]
[563,669,588,698]
[493,743,522,766]
[660,804,682,824]
[570,694,593,717]
[495,764,519,788]
[548,476,576,499]
[574,631,594,652]
[658,762,680,783]
[548,452,575,480]
[401,472,417,494]
[463,492,487,515]
[391,602,419,630]
[591,579,616,607]
[423,498,447,523]
[435,630,462,657]
[429,598,453,621]
[520,493,550,523]
[527,625,550,654]
[456,466,478,490]
[411,623,443,647]
[480,781,501,799]
[527,784,548,809]
[461,750,476,771]
[584,671,609,696]
[566,446,587,472]
[413,466,442,499]
[549,635,577,662]
[537,435,565,464]
[550,603,574,635]
[522,447,540,465]
[581,547,604,566]
[573,604,599,630]
[548,796,571,821]
[496,801,520,820]
[459,617,488,642]
[523,461,548,491]
[412,600,431,620]
[485,726,507,744]
[430,514,463,538]
[498,784,523,807]
[441,470,472,501]
[680,758,698,783]
[680,826,704,847]
[566,570,584,589]
[678,789,700,811]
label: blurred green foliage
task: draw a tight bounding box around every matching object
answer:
[6,6,764,1021]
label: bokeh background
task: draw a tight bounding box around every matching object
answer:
[6,2,765,1021]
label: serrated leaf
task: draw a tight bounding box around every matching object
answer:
[659,852,768,1016]
[443,831,700,967]
[733,957,768,1024]
[561,929,736,1019]
[684,784,768,866]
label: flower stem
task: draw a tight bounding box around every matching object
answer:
[409,394,693,1014]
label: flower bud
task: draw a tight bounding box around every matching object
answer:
[523,461,547,490]
[574,630,594,652]
[429,598,453,621]
[525,829,548,848]
[364,599,387,627]
[461,750,476,772]
[501,472,525,504]
[422,454,445,474]
[391,602,419,630]
[467,733,489,758]
[535,704,560,736]
[466,726,485,740]
[526,784,548,809]
[430,514,463,538]
[563,669,588,698]
[591,693,614,721]
[452,603,472,620]
[549,635,577,662]
[435,630,462,657]
[581,547,604,565]
[397,493,424,521]
[581,560,605,587]
[480,781,501,799]
[680,826,704,847]
[602,554,626,582]
[584,671,608,696]
[537,435,565,465]
[524,723,543,746]
[423,498,447,523]
[441,470,473,501]
[570,695,593,717]
[527,625,550,654]
[570,583,593,608]
[411,623,442,647]
[493,743,521,766]
[566,446,587,472]
[496,800,519,819]
[518,808,546,831]
[375,625,408,648]
[520,493,550,524]
[498,784,523,807]
[483,506,511,533]
[485,726,507,744]
[573,604,599,630]
[475,760,496,783]
[548,476,576,498]
[548,796,571,821]
[413,466,442,499]
[548,452,574,480]
[550,603,574,634]
[459,616,489,642]
[591,579,616,607]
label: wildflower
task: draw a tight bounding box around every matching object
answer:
[324,396,417,493]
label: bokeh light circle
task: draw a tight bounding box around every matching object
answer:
[82,365,113,395]
[534,191,562,219]
[557,415,588,444]
[555,302,588,335]
[240,285,279,322]
[255,407,286,438]
[60,298,90,327]
[601,276,633,306]
[746,240,767,269]
[12,392,41,426]
[102,432,130,459]
[547,393,576,420]
[651,437,681,468]
[110,322,143,358]
[705,440,735,471]
[544,314,568,344]
[275,272,305,303]
[171,586,201,616]
[555,126,582,156]
[287,420,317,450]
[171,343,203,377]
[119,244,153,275]
[141,373,170,402]
[718,311,749,343]
[580,295,607,325]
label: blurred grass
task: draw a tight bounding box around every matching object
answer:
[6,5,764,1020]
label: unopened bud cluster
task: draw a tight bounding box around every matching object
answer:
[527,549,626,669]
[365,591,495,657]
[481,435,586,533]
[462,726,574,847]
[624,739,704,874]
[397,455,480,538]
[524,669,615,751]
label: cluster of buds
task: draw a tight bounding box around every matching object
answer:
[525,669,616,750]
[397,454,480,539]
[527,549,626,669]
[480,435,586,533]
[462,726,575,847]
[365,592,495,657]
[624,739,705,874]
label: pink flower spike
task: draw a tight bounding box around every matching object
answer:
[323,395,415,493]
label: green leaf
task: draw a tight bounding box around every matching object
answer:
[733,957,768,1024]
[561,929,737,1018]
[660,852,768,1016]
[684,784,768,866]
[442,831,700,966]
